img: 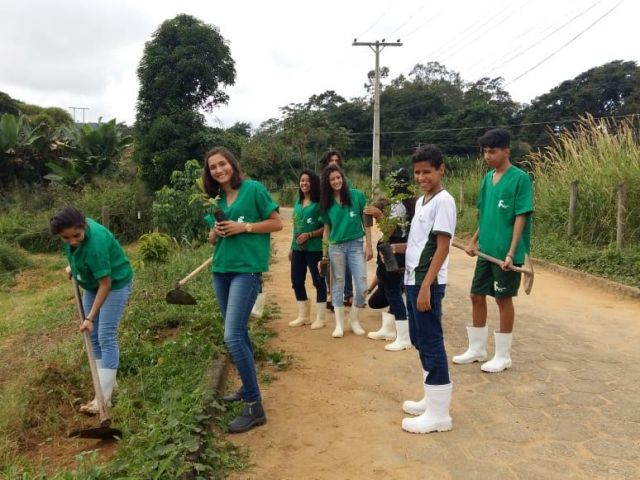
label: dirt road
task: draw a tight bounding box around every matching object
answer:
[228,208,640,480]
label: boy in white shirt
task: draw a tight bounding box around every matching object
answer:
[394,145,457,434]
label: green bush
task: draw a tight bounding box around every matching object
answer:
[152,159,209,244]
[0,240,29,273]
[138,232,173,263]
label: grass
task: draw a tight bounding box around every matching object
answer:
[0,243,281,478]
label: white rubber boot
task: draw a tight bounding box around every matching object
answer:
[332,306,345,338]
[402,383,453,434]
[481,332,513,373]
[452,325,488,364]
[310,302,326,329]
[402,370,428,415]
[368,312,396,340]
[289,300,311,327]
[251,293,266,318]
[385,320,412,351]
[349,306,366,335]
[79,368,117,415]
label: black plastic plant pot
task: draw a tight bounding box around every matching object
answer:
[363,214,374,227]
[319,259,329,278]
[214,209,227,222]
[379,243,400,272]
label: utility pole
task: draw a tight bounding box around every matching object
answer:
[352,39,402,189]
[68,106,89,124]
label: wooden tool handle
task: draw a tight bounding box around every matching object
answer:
[177,257,213,287]
[451,240,531,274]
[71,278,111,426]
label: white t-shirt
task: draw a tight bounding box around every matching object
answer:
[404,190,457,286]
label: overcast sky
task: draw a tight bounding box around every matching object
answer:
[1,0,636,129]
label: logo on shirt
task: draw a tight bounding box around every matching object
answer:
[498,200,509,209]
[237,216,245,223]
[494,281,507,293]
[349,211,357,218]
[306,218,314,224]
[76,273,82,281]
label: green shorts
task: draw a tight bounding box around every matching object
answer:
[470,258,521,298]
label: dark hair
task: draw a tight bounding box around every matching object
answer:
[320,149,343,168]
[478,128,511,149]
[320,165,351,212]
[411,144,444,168]
[202,146,243,197]
[298,169,320,204]
[49,206,86,234]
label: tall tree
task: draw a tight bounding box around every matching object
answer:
[134,14,236,189]
[521,60,640,146]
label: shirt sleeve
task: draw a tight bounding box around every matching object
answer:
[477,173,488,211]
[515,172,534,216]
[86,240,112,280]
[254,181,279,220]
[432,195,457,238]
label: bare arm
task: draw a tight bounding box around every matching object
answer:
[503,214,527,270]
[80,276,112,331]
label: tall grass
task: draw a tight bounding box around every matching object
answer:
[528,116,640,245]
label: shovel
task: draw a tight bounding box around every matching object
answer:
[451,240,534,295]
[68,278,122,440]
[166,257,213,305]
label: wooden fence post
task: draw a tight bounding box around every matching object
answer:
[616,182,626,251]
[568,180,578,237]
[102,206,110,229]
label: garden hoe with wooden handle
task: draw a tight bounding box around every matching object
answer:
[68,278,122,440]
[165,257,213,305]
[451,240,534,295]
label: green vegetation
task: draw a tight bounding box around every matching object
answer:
[134,14,236,189]
[446,117,640,287]
[0,245,281,478]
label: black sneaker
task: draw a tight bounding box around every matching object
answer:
[326,301,334,312]
[227,400,267,433]
[222,389,243,403]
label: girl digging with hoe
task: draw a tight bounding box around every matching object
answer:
[50,206,133,415]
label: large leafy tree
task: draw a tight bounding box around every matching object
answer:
[521,60,640,146]
[134,14,236,189]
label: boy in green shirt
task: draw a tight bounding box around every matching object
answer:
[452,128,533,373]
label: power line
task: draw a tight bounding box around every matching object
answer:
[342,113,640,137]
[505,0,624,86]
[400,8,444,39]
[474,0,602,80]
[406,0,512,70]
[357,0,400,38]
[387,0,433,38]
[437,0,532,65]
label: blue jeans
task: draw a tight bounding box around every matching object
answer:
[82,281,133,370]
[291,250,327,302]
[213,272,261,402]
[344,264,353,299]
[405,284,449,385]
[329,238,367,308]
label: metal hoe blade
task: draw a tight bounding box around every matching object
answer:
[166,287,197,305]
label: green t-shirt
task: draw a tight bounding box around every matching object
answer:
[477,166,533,264]
[205,179,279,273]
[64,218,133,292]
[291,199,323,252]
[322,188,367,244]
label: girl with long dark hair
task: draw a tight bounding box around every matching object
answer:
[288,170,327,329]
[319,165,373,338]
[203,146,283,433]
